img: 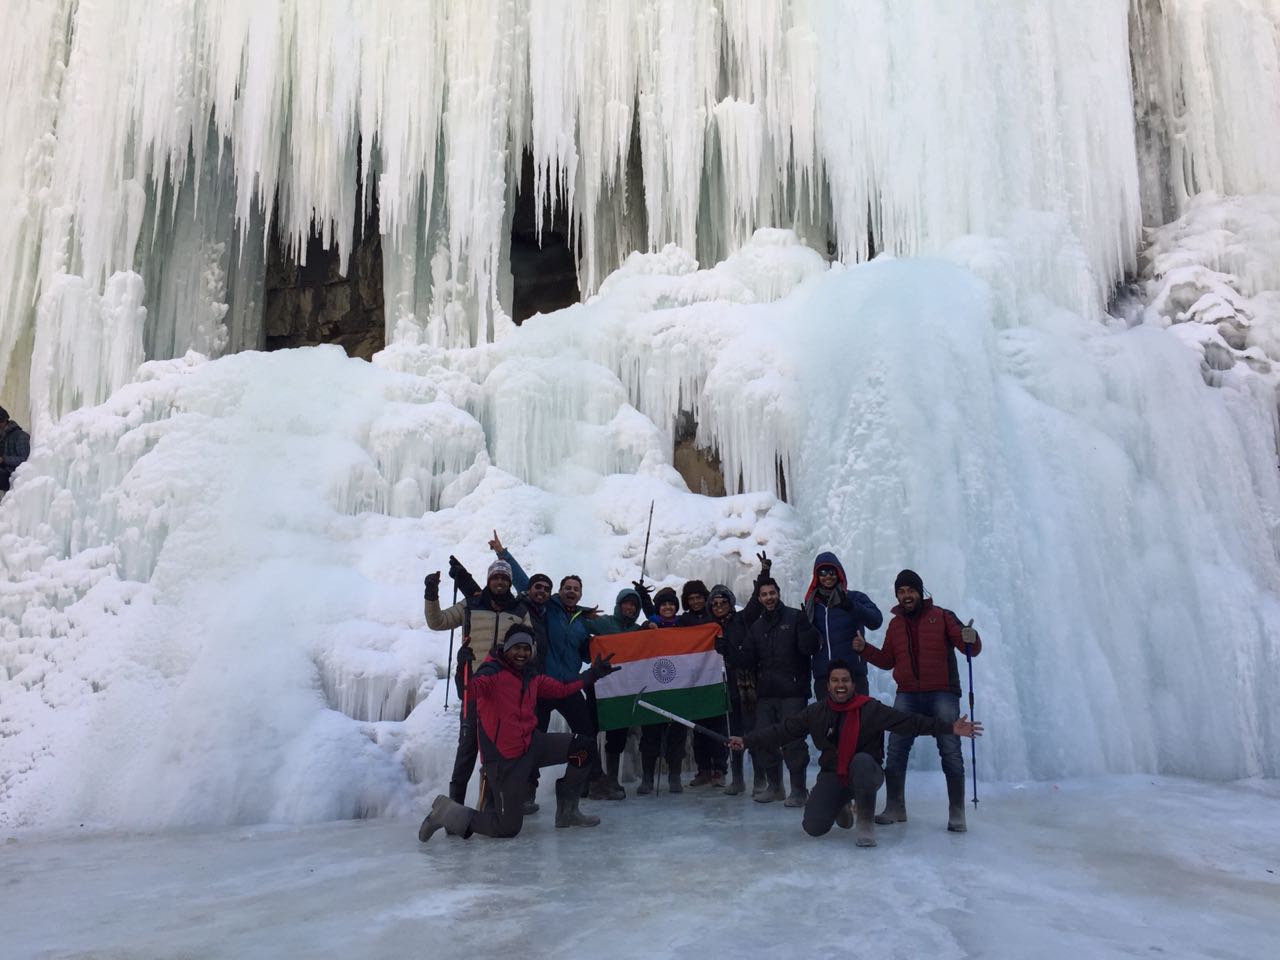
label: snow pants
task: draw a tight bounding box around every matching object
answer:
[448,696,479,803]
[755,696,810,774]
[468,730,596,839]
[803,756,884,837]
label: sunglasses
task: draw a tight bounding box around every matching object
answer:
[817,568,838,577]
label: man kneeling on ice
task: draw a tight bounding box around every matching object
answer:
[419,624,619,843]
[729,661,982,846]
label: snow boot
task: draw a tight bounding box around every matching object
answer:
[418,794,472,843]
[667,772,684,794]
[783,769,809,808]
[750,763,769,800]
[875,769,908,825]
[755,764,787,803]
[835,802,854,830]
[637,757,656,795]
[555,778,601,828]
[724,753,745,796]
[688,769,714,788]
[854,782,878,847]
[946,775,967,833]
[590,753,626,800]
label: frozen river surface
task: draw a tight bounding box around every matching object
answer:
[4,774,1278,960]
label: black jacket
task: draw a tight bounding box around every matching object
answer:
[1,420,31,491]
[729,602,820,700]
[746,697,952,769]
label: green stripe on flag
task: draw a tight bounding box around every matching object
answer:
[595,683,728,731]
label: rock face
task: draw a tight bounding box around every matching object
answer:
[509,156,581,324]
[673,410,727,497]
[264,203,385,361]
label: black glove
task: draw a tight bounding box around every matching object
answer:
[584,653,618,685]
[632,580,655,618]
[448,555,483,598]
[457,644,475,667]
[424,571,440,602]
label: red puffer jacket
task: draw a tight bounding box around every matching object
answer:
[469,654,585,761]
[861,599,980,695]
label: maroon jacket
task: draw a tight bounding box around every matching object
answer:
[470,653,584,761]
[861,599,981,695]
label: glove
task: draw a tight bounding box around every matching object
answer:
[423,571,440,602]
[583,653,618,685]
[448,555,482,598]
[457,644,476,667]
[631,580,652,599]
[961,619,978,648]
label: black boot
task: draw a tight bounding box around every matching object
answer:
[637,756,656,795]
[724,752,745,796]
[755,763,786,803]
[946,775,968,832]
[784,768,808,808]
[555,777,601,828]
[418,794,472,843]
[875,769,907,824]
[750,760,769,799]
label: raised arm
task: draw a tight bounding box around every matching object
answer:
[845,590,883,631]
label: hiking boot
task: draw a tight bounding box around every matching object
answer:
[418,794,472,843]
[875,769,908,825]
[688,770,714,788]
[854,783,878,846]
[522,798,540,815]
[602,753,627,800]
[750,766,769,800]
[667,773,684,794]
[835,802,855,830]
[555,778,601,828]
[724,753,745,795]
[637,771,655,795]
[708,771,725,789]
[946,774,967,833]
[754,766,786,804]
[783,770,808,808]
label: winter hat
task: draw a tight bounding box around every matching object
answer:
[487,559,513,581]
[653,587,680,610]
[709,584,737,608]
[528,573,553,589]
[681,579,709,603]
[501,623,536,651]
[894,569,924,594]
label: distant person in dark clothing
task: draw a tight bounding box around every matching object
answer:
[677,580,712,625]
[731,660,982,846]
[803,552,882,696]
[0,406,31,495]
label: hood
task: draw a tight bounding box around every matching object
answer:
[804,551,848,605]
[709,583,737,610]
[613,587,642,623]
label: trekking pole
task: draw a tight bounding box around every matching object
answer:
[965,621,978,809]
[443,582,459,711]
[639,500,655,583]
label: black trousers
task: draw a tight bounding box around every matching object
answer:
[448,698,479,803]
[755,696,810,774]
[531,691,602,784]
[639,722,686,772]
[468,730,596,838]
[802,755,884,837]
[692,714,728,773]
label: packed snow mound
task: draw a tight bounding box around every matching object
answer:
[4,234,1280,831]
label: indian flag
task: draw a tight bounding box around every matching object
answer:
[590,624,728,731]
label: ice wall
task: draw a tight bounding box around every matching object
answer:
[6,0,1280,428]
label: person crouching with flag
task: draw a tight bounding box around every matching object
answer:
[419,625,618,843]
[729,660,982,847]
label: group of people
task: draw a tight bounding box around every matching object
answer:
[417,535,984,849]
[0,405,31,498]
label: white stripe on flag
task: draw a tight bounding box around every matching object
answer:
[594,649,723,700]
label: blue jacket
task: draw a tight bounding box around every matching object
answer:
[802,552,883,682]
[542,594,600,682]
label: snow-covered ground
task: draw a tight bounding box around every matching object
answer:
[6,774,1278,960]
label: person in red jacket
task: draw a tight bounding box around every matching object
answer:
[418,624,617,842]
[855,569,981,832]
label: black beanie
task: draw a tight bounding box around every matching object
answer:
[681,579,708,602]
[894,569,924,594]
[653,587,680,610]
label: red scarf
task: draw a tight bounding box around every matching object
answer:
[828,695,872,785]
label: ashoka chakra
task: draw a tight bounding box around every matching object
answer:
[651,658,678,685]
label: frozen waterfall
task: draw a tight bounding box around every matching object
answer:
[2,1,1280,831]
